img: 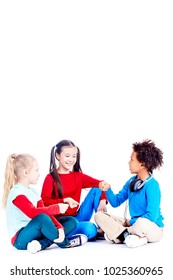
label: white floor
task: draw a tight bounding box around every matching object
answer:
[0,209,172,280]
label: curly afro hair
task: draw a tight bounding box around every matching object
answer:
[132,139,164,173]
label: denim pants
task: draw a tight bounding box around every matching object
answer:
[67,187,103,240]
[14,213,77,250]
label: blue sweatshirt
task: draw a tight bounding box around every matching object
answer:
[105,176,164,227]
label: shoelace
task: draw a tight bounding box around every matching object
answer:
[70,237,80,246]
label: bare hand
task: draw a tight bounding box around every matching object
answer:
[97,199,107,212]
[123,219,130,227]
[58,203,69,213]
[63,197,79,208]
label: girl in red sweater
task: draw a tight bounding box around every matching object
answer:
[41,140,110,240]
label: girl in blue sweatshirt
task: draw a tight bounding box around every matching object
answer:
[94,139,164,248]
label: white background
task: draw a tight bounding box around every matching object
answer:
[0,1,173,279]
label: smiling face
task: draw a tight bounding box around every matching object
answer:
[56,146,78,173]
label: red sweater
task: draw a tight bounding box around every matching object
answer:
[41,172,106,217]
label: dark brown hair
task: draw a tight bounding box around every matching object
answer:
[132,139,164,173]
[49,140,82,198]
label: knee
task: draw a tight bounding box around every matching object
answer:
[65,216,77,224]
[66,216,78,228]
[134,218,149,229]
[129,218,149,236]
[94,211,105,224]
[36,213,50,222]
[89,187,102,196]
[70,216,78,225]
[76,222,97,239]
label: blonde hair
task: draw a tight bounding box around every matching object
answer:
[2,153,36,208]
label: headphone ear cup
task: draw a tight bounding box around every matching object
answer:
[130,179,143,192]
[130,180,135,192]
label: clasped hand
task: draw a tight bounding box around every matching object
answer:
[99,180,110,191]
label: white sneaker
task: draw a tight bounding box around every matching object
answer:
[68,234,88,248]
[27,240,42,253]
[125,235,147,248]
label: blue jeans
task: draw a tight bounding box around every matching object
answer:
[14,214,77,250]
[67,187,103,240]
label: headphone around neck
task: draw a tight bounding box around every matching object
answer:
[129,173,153,192]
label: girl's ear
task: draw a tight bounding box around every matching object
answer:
[55,152,60,161]
[23,168,29,176]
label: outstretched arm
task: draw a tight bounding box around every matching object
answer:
[13,195,66,228]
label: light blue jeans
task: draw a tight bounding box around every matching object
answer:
[13,214,77,250]
[67,187,103,240]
